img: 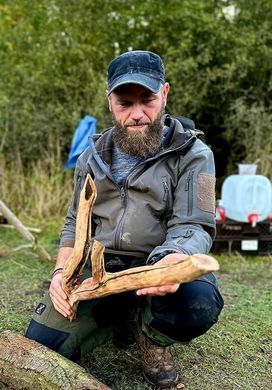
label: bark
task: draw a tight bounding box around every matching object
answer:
[0,331,111,390]
[62,174,96,295]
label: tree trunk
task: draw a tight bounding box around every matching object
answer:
[0,331,111,390]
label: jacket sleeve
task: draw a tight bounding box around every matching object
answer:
[59,159,86,248]
[147,141,216,264]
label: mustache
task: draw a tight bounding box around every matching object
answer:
[125,121,150,127]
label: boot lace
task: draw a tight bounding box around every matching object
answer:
[139,335,175,372]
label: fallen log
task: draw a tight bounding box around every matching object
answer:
[0,330,111,390]
[62,175,220,321]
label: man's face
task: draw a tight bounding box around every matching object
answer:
[108,83,170,157]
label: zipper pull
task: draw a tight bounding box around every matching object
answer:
[163,180,169,191]
[162,179,169,201]
[185,170,194,191]
[120,187,126,198]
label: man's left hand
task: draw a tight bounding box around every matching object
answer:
[136,253,188,297]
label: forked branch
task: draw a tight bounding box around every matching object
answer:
[62,175,219,321]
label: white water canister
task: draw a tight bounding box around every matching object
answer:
[221,175,272,222]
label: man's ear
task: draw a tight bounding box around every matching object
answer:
[162,82,170,107]
[107,95,112,112]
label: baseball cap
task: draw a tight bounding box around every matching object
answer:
[107,50,165,95]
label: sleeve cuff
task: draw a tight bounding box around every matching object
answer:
[59,240,75,248]
[146,250,177,265]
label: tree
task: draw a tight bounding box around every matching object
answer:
[0,0,271,182]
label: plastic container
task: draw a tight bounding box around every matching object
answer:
[238,163,257,175]
[221,174,272,223]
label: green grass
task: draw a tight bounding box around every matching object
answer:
[0,221,271,389]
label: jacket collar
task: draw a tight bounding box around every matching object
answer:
[90,115,199,165]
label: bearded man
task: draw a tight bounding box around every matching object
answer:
[26,51,224,389]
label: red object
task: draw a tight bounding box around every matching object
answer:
[216,206,226,222]
[247,212,260,226]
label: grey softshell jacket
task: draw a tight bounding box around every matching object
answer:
[60,116,216,263]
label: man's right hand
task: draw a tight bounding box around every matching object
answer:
[49,273,73,318]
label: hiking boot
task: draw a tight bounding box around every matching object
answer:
[137,331,179,388]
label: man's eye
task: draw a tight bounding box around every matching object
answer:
[142,99,153,104]
[120,102,131,107]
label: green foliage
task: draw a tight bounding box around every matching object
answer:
[0,149,73,218]
[225,99,272,177]
[0,0,271,181]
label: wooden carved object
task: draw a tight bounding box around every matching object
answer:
[62,174,96,295]
[62,175,219,321]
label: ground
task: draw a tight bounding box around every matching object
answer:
[0,220,271,390]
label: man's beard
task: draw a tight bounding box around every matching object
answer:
[112,110,164,157]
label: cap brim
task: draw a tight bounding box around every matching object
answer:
[107,73,162,95]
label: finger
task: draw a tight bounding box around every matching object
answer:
[53,301,71,318]
[50,280,68,300]
[157,284,179,293]
[51,292,72,311]
[49,290,72,313]
[160,253,188,265]
[51,295,72,317]
[136,286,165,296]
[50,286,67,301]
[49,286,69,305]
[136,284,179,296]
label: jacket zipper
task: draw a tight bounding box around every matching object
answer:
[185,170,194,216]
[103,137,196,250]
[74,172,82,208]
[162,177,170,218]
[114,184,127,250]
[162,177,169,202]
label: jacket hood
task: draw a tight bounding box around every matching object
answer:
[90,115,200,167]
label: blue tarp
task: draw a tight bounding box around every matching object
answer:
[65,115,96,168]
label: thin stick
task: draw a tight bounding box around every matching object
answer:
[0,200,52,262]
[0,224,41,233]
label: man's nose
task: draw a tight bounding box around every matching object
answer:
[130,103,144,121]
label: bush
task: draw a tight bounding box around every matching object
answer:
[0,149,73,219]
[0,0,271,183]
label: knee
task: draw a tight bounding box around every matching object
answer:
[185,292,223,333]
[148,278,224,343]
[177,280,224,340]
